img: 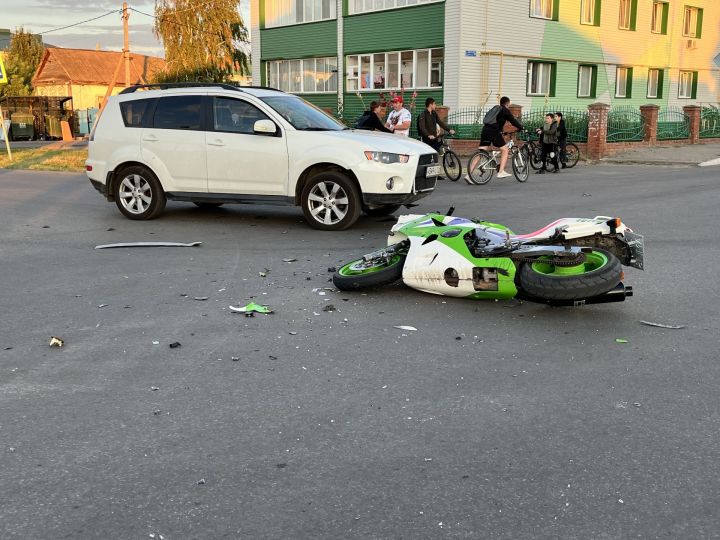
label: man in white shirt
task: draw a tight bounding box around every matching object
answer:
[385,96,411,137]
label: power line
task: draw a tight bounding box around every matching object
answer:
[38,10,121,35]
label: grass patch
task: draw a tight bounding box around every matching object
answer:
[0,147,87,172]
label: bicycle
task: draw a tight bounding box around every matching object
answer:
[525,131,580,170]
[437,135,463,181]
[558,141,580,168]
[466,131,529,185]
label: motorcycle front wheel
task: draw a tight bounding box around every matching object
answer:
[518,248,622,301]
[333,254,406,291]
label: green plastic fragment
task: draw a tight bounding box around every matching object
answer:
[229,302,273,314]
[615,338,628,343]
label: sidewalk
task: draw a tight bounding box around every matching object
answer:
[600,142,720,167]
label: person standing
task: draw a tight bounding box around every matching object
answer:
[537,113,559,174]
[356,101,393,133]
[417,97,455,152]
[555,111,568,168]
[385,96,411,137]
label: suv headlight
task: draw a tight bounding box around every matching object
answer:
[364,151,410,164]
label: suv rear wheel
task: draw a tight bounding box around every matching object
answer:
[301,171,361,231]
[114,165,166,220]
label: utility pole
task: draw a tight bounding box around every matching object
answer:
[122,2,130,87]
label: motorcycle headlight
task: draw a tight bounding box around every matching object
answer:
[364,151,410,164]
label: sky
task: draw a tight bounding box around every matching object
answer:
[2,0,251,57]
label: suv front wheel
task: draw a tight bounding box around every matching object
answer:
[301,171,361,231]
[114,165,166,220]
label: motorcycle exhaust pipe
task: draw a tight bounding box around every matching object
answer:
[518,283,633,306]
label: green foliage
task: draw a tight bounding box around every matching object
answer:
[1,28,44,97]
[153,0,249,83]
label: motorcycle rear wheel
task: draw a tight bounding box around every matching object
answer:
[333,254,406,291]
[518,248,622,301]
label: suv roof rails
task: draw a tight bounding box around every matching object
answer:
[118,83,286,94]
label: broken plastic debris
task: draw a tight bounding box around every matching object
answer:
[169,342,181,349]
[49,336,64,347]
[323,304,336,312]
[282,258,297,263]
[150,386,159,391]
[197,478,206,485]
[97,303,108,308]
[259,268,270,277]
[94,241,201,249]
[152,341,160,345]
[194,296,209,301]
[640,320,685,329]
[394,325,418,332]
[229,302,273,314]
[615,338,628,343]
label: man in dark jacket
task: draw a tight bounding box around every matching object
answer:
[537,113,559,174]
[555,111,568,168]
[356,101,393,133]
[472,96,523,181]
[417,97,454,152]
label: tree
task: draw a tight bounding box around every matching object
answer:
[153,0,249,83]
[1,28,45,97]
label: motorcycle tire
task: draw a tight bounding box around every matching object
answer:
[518,248,622,301]
[333,254,406,291]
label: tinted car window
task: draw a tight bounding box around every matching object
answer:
[119,98,154,128]
[213,97,271,134]
[153,96,202,130]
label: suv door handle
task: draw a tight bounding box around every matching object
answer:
[142,135,158,142]
[208,139,226,147]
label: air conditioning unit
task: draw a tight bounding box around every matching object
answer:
[686,38,698,49]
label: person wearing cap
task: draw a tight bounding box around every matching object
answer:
[385,96,412,137]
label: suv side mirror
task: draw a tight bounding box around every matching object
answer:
[254,119,277,135]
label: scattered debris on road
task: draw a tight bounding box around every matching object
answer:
[49,336,64,347]
[394,325,418,332]
[615,338,628,343]
[169,342,181,349]
[259,268,270,277]
[229,302,273,314]
[640,320,686,329]
[94,241,202,249]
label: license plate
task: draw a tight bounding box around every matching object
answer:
[624,231,644,270]
[426,165,441,177]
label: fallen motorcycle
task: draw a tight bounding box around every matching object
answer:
[333,209,644,306]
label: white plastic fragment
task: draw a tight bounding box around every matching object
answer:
[49,336,64,347]
[640,320,686,329]
[394,325,418,332]
[94,241,201,249]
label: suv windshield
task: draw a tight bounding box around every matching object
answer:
[260,96,345,131]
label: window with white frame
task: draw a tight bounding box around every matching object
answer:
[679,70,696,98]
[527,61,554,96]
[618,0,632,29]
[682,6,700,37]
[578,65,595,97]
[615,66,631,97]
[349,0,442,15]
[267,57,338,93]
[581,0,596,25]
[530,0,553,19]
[346,48,443,91]
[647,69,661,98]
[264,0,336,28]
[651,1,667,33]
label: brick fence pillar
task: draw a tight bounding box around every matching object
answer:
[639,104,659,144]
[436,105,449,127]
[506,104,523,134]
[587,103,610,160]
[684,105,702,144]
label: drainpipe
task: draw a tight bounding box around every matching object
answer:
[336,0,344,118]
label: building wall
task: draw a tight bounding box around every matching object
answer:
[452,0,720,109]
[35,83,124,110]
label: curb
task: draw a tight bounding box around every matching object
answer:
[599,158,699,166]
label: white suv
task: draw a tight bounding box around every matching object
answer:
[85,83,440,230]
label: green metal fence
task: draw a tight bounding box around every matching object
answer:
[607,106,645,142]
[700,104,720,139]
[520,107,589,142]
[656,107,690,141]
[445,107,489,140]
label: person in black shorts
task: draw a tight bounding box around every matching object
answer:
[467,96,524,183]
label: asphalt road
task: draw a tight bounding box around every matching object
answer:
[1,165,718,539]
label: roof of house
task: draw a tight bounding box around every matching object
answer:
[33,47,165,86]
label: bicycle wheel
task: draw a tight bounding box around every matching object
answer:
[512,148,529,182]
[467,150,494,185]
[563,142,580,168]
[442,150,462,181]
[528,142,543,171]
